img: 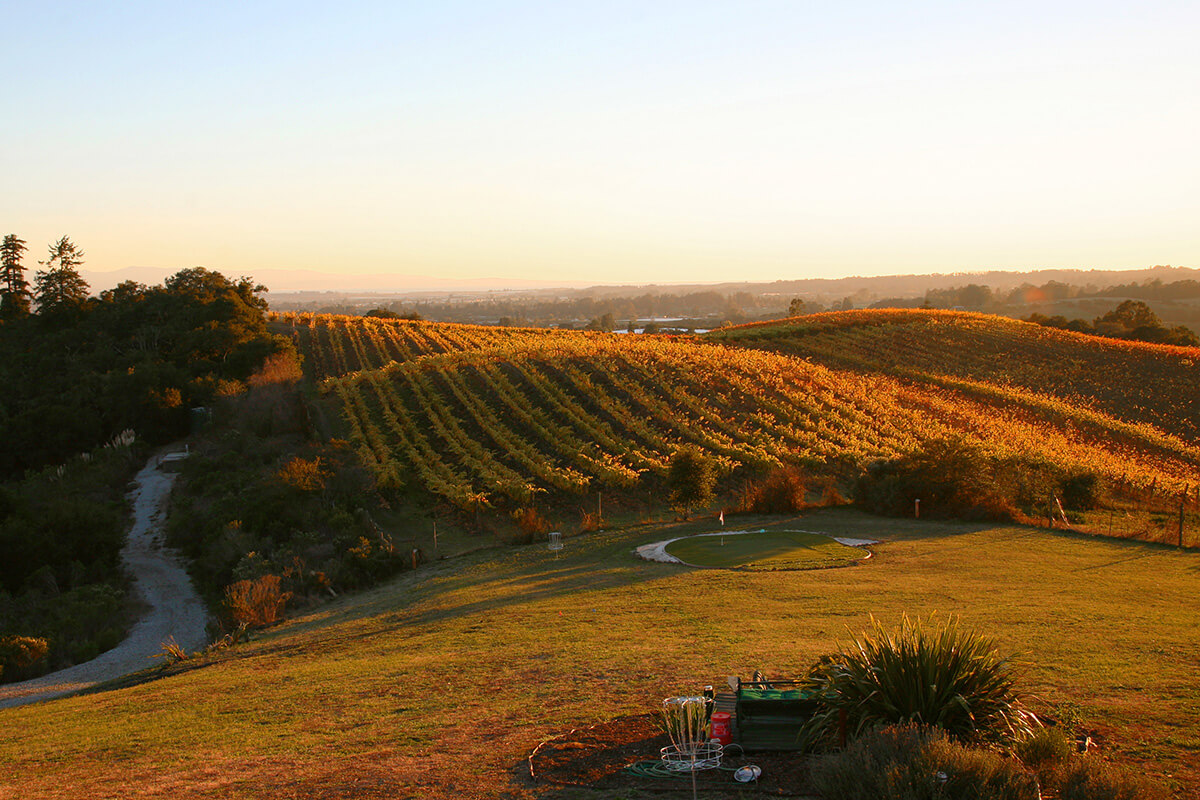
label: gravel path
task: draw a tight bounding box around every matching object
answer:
[0,448,210,710]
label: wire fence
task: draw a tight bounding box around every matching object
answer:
[1048,484,1199,549]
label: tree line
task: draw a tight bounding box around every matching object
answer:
[918,278,1200,311]
[1024,300,1198,347]
[0,232,291,476]
[1,235,294,680]
[1,234,91,318]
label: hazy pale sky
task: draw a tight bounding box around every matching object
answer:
[3,1,1198,286]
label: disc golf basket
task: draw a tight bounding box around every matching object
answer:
[660,696,723,772]
[547,531,563,558]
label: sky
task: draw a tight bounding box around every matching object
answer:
[3,1,1198,289]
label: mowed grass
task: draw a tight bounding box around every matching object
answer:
[664,530,869,569]
[1,510,1198,799]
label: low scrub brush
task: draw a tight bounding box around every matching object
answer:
[1057,757,1168,800]
[813,723,1040,800]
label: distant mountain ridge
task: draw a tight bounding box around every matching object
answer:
[80,264,1198,297]
[80,266,594,294]
[578,265,1200,299]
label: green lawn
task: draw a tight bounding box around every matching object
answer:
[1,509,1197,799]
[663,530,869,569]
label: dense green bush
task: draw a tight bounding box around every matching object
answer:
[0,578,129,681]
[800,615,1037,747]
[812,723,1040,800]
[167,422,406,623]
[0,500,125,594]
[0,440,142,682]
[666,447,716,518]
[855,437,1099,520]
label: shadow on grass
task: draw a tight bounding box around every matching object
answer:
[70,656,224,698]
[71,509,1198,698]
[260,509,1015,650]
[196,509,1091,657]
[804,507,1197,561]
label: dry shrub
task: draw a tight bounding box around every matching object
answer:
[156,636,189,665]
[204,622,249,654]
[737,465,809,513]
[818,476,849,507]
[578,510,603,532]
[276,456,327,492]
[233,369,308,436]
[150,386,183,409]
[248,351,304,387]
[513,507,550,536]
[213,378,246,398]
[224,574,292,628]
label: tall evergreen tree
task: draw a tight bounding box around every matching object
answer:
[34,236,90,314]
[0,234,30,318]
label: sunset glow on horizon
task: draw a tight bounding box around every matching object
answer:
[4,1,1198,288]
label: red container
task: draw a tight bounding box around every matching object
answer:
[710,712,733,745]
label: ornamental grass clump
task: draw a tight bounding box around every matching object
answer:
[801,615,1038,747]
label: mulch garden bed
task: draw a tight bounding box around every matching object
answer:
[528,713,819,796]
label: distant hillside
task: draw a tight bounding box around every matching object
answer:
[712,309,1200,446]
[579,264,1200,300]
[81,266,593,294]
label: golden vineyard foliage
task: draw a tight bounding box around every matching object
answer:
[715,308,1200,443]
[278,311,1200,512]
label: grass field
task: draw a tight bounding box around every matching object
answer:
[662,530,870,569]
[2,509,1197,798]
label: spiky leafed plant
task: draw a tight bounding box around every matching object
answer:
[800,615,1038,748]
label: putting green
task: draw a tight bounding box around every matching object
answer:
[664,530,870,569]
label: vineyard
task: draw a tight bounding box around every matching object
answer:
[713,308,1200,444]
[279,313,1200,520]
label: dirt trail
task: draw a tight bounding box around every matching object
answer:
[0,448,209,710]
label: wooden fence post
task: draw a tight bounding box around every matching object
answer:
[1181,491,1187,549]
